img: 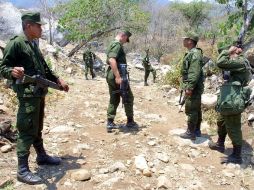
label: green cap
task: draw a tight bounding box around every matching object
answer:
[123,30,132,42]
[21,12,46,25]
[182,31,199,42]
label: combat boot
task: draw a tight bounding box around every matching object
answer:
[92,73,96,79]
[221,145,242,164]
[17,155,43,185]
[34,144,61,165]
[106,119,118,133]
[180,123,196,140]
[85,75,88,80]
[144,82,149,86]
[195,121,201,137]
[208,136,225,153]
[126,117,138,128]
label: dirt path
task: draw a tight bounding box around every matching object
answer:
[1,67,254,190]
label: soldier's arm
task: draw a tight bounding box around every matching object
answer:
[185,53,202,90]
[108,43,122,85]
[109,58,121,84]
[217,50,246,72]
[0,41,23,79]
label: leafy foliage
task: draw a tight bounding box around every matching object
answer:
[163,57,182,88]
[215,0,254,48]
[54,0,150,41]
[170,1,211,30]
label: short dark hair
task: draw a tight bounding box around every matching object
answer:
[22,20,35,31]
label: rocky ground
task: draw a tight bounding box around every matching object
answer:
[0,58,254,190]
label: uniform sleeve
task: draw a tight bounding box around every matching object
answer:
[217,50,246,72]
[107,43,121,59]
[186,53,202,90]
[0,41,17,80]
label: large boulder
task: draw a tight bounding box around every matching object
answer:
[201,94,217,109]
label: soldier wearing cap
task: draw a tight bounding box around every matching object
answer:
[105,30,136,133]
[142,49,156,86]
[209,45,252,164]
[179,32,204,141]
[0,12,69,185]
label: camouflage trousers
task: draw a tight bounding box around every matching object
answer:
[85,62,94,78]
[106,68,134,120]
[217,113,242,146]
[185,94,202,127]
[144,66,156,82]
[16,97,45,157]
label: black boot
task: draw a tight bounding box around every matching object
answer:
[209,136,225,153]
[144,82,149,86]
[221,145,242,164]
[17,155,43,185]
[180,123,196,140]
[126,117,138,128]
[195,121,201,137]
[106,119,118,133]
[34,145,61,165]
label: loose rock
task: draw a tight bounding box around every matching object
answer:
[71,169,91,181]
[0,144,12,153]
[157,175,172,189]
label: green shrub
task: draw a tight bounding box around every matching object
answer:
[203,109,218,127]
[163,56,182,88]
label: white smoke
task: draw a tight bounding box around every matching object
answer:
[0,2,22,40]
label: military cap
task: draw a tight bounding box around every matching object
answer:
[182,31,199,42]
[21,12,46,25]
[123,30,132,42]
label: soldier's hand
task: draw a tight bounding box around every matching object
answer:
[229,46,237,54]
[57,78,69,92]
[185,89,193,96]
[11,67,24,79]
[115,76,122,85]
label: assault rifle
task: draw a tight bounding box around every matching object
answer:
[113,64,129,107]
[16,74,63,91]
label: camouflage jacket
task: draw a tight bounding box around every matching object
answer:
[0,35,58,97]
[217,50,252,86]
[181,47,204,93]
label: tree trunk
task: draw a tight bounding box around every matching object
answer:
[67,27,120,57]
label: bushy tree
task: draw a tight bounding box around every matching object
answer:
[170,0,211,30]
[54,0,150,56]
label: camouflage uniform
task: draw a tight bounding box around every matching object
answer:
[209,50,252,164]
[106,41,134,122]
[83,50,95,79]
[0,12,61,185]
[180,32,204,140]
[142,50,156,86]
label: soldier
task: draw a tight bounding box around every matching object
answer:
[83,46,96,80]
[209,45,252,164]
[179,32,204,140]
[105,30,136,133]
[142,49,156,86]
[0,12,69,185]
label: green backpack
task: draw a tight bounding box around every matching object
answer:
[216,81,251,115]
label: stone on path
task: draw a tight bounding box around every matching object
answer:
[71,169,91,181]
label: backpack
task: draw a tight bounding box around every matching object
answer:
[216,81,251,115]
